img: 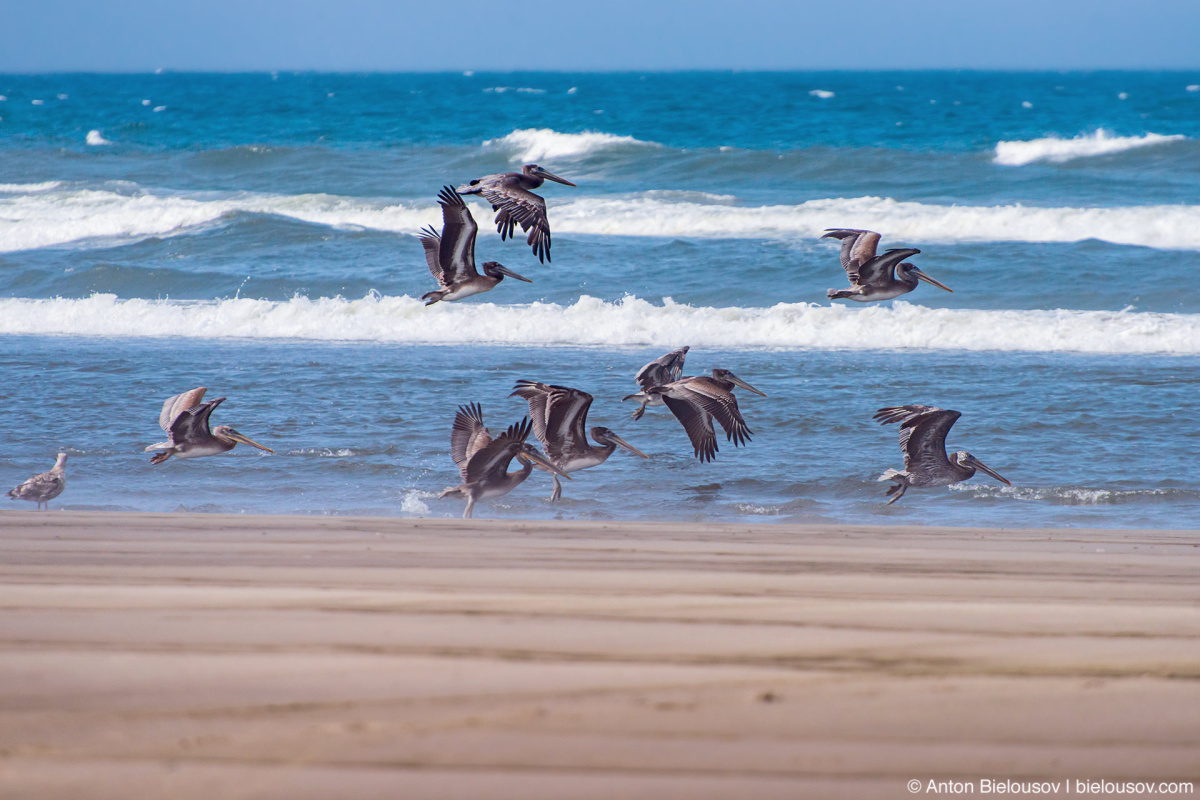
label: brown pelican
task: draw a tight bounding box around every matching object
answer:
[456,164,576,263]
[874,405,1012,504]
[7,453,67,510]
[648,370,767,462]
[420,186,531,305]
[439,403,570,518]
[622,346,690,420]
[823,228,953,302]
[146,387,274,464]
[510,380,648,501]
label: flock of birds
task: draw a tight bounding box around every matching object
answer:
[6,162,1011,517]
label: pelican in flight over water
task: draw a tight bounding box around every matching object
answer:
[648,369,767,462]
[456,164,576,263]
[623,346,690,420]
[823,228,953,302]
[510,380,648,501]
[7,453,67,510]
[439,403,570,518]
[420,186,531,305]
[146,387,274,464]
[874,405,1011,504]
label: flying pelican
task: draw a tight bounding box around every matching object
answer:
[822,228,953,302]
[510,380,649,501]
[146,387,274,464]
[439,403,570,518]
[622,346,690,420]
[648,369,767,462]
[7,453,67,510]
[874,405,1011,504]
[420,186,531,305]
[456,164,576,263]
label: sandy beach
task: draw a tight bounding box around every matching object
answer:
[0,512,1196,799]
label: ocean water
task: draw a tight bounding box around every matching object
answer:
[1,71,1199,527]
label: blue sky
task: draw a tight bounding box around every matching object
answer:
[3,0,1198,72]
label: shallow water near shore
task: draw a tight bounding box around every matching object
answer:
[2,71,1199,528]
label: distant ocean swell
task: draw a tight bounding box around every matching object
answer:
[994,129,1188,166]
[5,187,1200,253]
[3,294,1199,354]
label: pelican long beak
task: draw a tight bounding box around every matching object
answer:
[607,433,649,459]
[729,374,768,398]
[965,456,1011,486]
[496,265,533,283]
[537,168,576,187]
[228,432,275,453]
[911,268,954,293]
[521,448,572,479]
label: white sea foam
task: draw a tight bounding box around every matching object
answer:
[809,89,835,99]
[483,86,546,94]
[994,129,1187,166]
[1187,85,1199,92]
[86,130,111,146]
[482,128,660,162]
[401,490,432,515]
[2,294,1200,355]
[0,181,62,193]
[949,483,1183,505]
[6,187,1200,253]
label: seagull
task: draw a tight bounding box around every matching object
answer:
[510,380,648,501]
[823,228,952,301]
[874,405,1011,503]
[623,346,690,420]
[420,186,531,305]
[439,403,569,518]
[146,387,274,464]
[7,453,67,510]
[457,164,576,263]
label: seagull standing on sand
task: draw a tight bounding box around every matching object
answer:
[7,453,67,510]
[420,186,532,305]
[874,405,1011,504]
[457,164,576,263]
[146,387,274,464]
[823,228,953,302]
[510,381,648,501]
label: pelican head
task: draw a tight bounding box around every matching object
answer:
[897,263,953,293]
[711,368,768,397]
[524,164,576,187]
[213,425,275,454]
[482,261,532,283]
[590,427,649,458]
[516,443,572,479]
[952,451,1010,485]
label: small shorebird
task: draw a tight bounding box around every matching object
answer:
[649,369,767,462]
[510,380,648,501]
[420,186,531,305]
[874,405,1011,504]
[823,228,952,302]
[7,453,67,510]
[457,164,576,263]
[439,403,569,518]
[623,346,690,420]
[146,387,274,464]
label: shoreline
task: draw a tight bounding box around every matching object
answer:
[0,511,1197,798]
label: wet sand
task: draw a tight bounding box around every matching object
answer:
[0,511,1197,799]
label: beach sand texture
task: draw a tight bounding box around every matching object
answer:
[0,512,1196,799]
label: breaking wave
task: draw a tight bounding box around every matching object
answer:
[994,129,1187,166]
[482,128,661,162]
[7,186,1200,253]
[3,294,1200,355]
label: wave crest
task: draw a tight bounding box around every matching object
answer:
[994,129,1186,166]
[482,128,660,162]
[3,294,1200,355]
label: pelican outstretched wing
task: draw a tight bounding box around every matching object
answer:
[159,387,207,432]
[673,378,753,446]
[168,397,225,444]
[661,395,718,463]
[510,381,593,462]
[418,226,444,286]
[435,185,479,284]
[635,346,690,391]
[480,183,552,263]
[463,418,531,483]
[857,248,920,287]
[451,402,492,481]
[822,229,881,282]
[874,405,960,474]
